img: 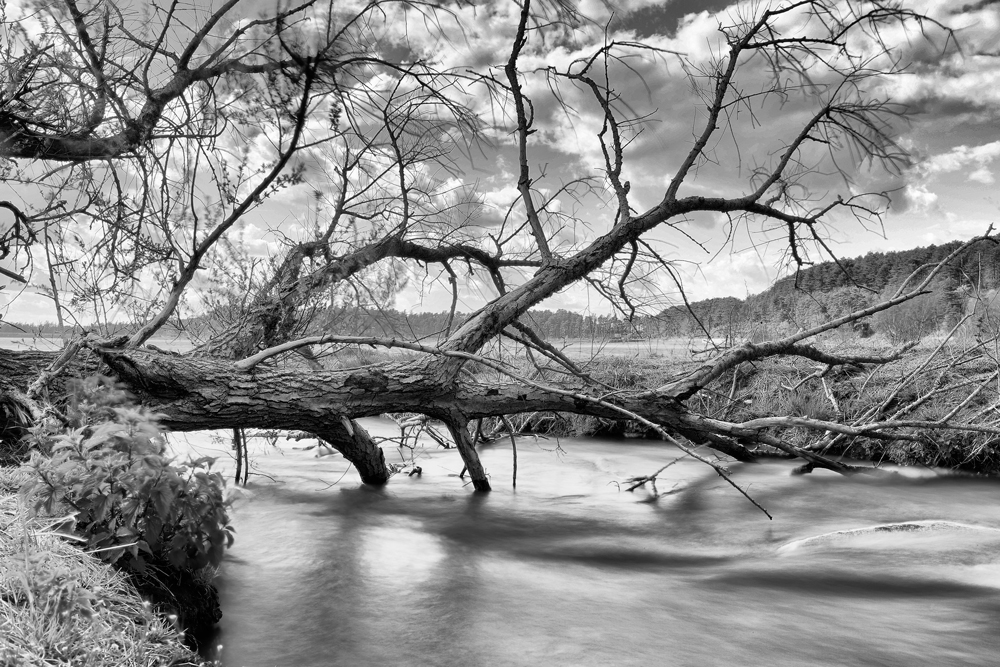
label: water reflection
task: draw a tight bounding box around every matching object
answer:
[200,421,1000,667]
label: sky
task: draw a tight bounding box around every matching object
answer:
[390,0,1000,313]
[2,0,1000,324]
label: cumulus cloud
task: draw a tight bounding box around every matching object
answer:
[462,184,519,229]
[420,0,1000,290]
[892,140,1000,212]
[880,2,1000,117]
[897,183,939,213]
[969,167,995,184]
[916,140,1000,179]
[890,66,1000,115]
[5,0,44,40]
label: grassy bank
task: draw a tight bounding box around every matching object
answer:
[0,467,201,667]
[463,335,1000,475]
[315,333,1000,475]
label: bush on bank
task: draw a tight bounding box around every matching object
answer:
[0,468,201,666]
[3,376,233,661]
[22,376,234,575]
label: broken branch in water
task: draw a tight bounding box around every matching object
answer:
[624,454,691,495]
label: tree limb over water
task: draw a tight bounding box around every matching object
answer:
[1,0,995,510]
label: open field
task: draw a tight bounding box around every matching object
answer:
[0,334,711,360]
[0,331,950,362]
[0,334,195,353]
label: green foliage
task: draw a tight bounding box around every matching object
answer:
[1,465,200,666]
[20,376,233,574]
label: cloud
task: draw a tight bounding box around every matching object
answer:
[682,251,777,301]
[969,167,995,184]
[889,68,1000,120]
[896,183,939,213]
[880,2,1000,117]
[916,140,1000,179]
[892,140,1000,211]
[440,0,1000,292]
[5,0,44,40]
[887,141,1000,214]
[17,0,1000,326]
[902,215,997,247]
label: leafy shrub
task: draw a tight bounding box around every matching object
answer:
[20,376,233,575]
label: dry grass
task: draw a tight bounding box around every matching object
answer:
[466,335,1000,473]
[0,468,202,667]
[323,333,1000,472]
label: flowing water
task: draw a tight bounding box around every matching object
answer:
[174,421,1000,667]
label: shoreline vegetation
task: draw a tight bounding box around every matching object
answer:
[0,468,203,666]
[3,237,995,346]
[0,378,226,666]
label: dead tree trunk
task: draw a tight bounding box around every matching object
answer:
[314,419,388,486]
[190,267,393,484]
[445,417,490,491]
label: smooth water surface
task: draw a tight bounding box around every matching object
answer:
[174,421,1000,667]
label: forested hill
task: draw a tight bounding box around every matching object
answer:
[5,240,999,343]
[768,239,1000,294]
[656,239,1000,340]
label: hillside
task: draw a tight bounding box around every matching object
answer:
[655,239,1000,342]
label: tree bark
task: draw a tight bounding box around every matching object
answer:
[315,420,389,486]
[0,346,726,430]
[0,346,762,481]
[445,418,490,491]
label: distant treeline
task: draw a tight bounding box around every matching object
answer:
[307,307,643,341]
[0,322,82,336]
[0,309,643,342]
[7,239,999,342]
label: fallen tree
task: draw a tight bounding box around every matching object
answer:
[6,231,1000,500]
[1,0,996,509]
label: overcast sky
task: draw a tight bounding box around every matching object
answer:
[3,0,999,324]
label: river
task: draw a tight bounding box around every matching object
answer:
[166,419,1000,667]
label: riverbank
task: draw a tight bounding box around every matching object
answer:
[0,467,203,666]
[471,335,1000,476]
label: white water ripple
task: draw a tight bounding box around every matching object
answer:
[778,519,1000,554]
